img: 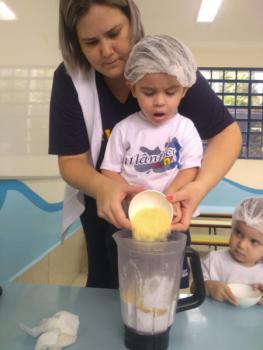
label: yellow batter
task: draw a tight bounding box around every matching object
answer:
[131,207,171,241]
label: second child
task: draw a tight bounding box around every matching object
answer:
[201,197,263,305]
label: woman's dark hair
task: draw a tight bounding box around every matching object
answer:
[59,0,144,72]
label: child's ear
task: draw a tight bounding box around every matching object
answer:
[126,81,137,98]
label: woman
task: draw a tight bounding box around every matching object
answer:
[49,0,242,288]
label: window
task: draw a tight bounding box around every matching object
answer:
[200,68,263,159]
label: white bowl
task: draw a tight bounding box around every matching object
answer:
[228,283,262,307]
[128,190,173,222]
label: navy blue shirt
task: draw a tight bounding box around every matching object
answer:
[49,63,234,157]
[49,63,234,289]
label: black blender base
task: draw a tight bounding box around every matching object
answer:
[124,325,170,350]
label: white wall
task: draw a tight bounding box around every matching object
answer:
[0,0,60,66]
[0,0,262,177]
[193,47,263,68]
[0,0,61,177]
[135,0,263,67]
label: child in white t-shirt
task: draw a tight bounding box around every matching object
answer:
[201,197,263,305]
[101,35,203,226]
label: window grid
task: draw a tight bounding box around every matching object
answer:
[200,68,263,159]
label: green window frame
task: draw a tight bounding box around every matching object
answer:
[200,68,263,159]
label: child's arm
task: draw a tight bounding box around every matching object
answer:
[204,280,238,305]
[166,167,198,193]
[191,279,238,305]
[197,251,238,305]
[251,284,263,305]
[165,167,198,224]
[101,169,129,185]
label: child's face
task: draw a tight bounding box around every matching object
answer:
[129,73,187,125]
[229,221,263,267]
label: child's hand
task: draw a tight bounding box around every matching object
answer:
[251,284,263,305]
[205,280,238,305]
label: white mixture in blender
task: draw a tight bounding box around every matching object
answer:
[121,274,177,334]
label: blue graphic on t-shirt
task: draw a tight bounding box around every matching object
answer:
[131,137,181,173]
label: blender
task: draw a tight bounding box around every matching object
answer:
[113,230,205,350]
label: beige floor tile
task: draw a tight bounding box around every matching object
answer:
[80,237,88,274]
[15,254,49,285]
[71,273,87,287]
[49,229,84,285]
[15,229,87,287]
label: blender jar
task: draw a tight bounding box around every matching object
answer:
[113,230,205,350]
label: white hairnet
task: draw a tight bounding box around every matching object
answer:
[124,34,197,87]
[232,197,263,234]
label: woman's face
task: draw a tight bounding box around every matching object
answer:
[76,4,132,79]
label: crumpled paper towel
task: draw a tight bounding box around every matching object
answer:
[19,310,79,350]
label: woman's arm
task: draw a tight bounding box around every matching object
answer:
[195,121,241,195]
[58,153,142,229]
[49,66,144,229]
[172,122,242,231]
[165,167,198,225]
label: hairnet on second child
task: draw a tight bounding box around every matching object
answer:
[124,34,197,87]
[232,197,263,234]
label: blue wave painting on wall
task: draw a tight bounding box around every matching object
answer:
[200,178,263,214]
[0,178,262,282]
[0,180,80,281]
[0,180,63,211]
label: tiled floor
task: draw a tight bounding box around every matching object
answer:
[71,272,87,287]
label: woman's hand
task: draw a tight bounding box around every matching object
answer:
[169,123,242,231]
[171,201,182,225]
[95,176,143,229]
[165,168,199,230]
[167,181,206,231]
[205,280,238,305]
[166,194,182,227]
[58,153,143,229]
